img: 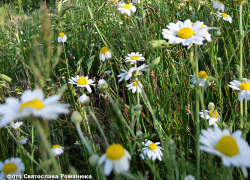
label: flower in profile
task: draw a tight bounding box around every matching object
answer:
[184,175,195,180]
[117,3,136,16]
[127,81,143,93]
[199,110,220,127]
[117,64,147,82]
[10,122,23,130]
[229,78,250,101]
[189,5,193,11]
[74,141,81,145]
[115,19,123,25]
[125,52,145,64]
[140,140,163,161]
[0,89,69,128]
[100,47,112,62]
[0,158,25,179]
[199,128,250,174]
[190,71,209,87]
[19,136,28,145]
[162,19,214,46]
[216,12,233,23]
[51,145,64,156]
[58,32,67,43]
[98,143,131,176]
[213,1,225,12]
[69,75,95,93]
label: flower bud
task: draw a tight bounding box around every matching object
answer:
[98,79,108,90]
[136,131,143,136]
[89,154,100,166]
[71,111,82,124]
[208,102,215,111]
[78,94,90,106]
[215,30,221,36]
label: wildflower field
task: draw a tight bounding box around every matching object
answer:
[1,0,250,179]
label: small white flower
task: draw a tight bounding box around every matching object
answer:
[140,140,163,161]
[190,71,208,87]
[133,0,141,3]
[200,128,250,170]
[105,70,112,75]
[98,144,131,176]
[189,5,193,11]
[125,52,145,64]
[213,1,225,12]
[69,75,95,93]
[216,12,233,23]
[99,47,112,61]
[117,64,148,82]
[74,141,81,145]
[0,158,25,179]
[199,110,220,127]
[10,122,23,130]
[0,89,69,128]
[58,32,67,43]
[115,19,124,25]
[229,78,250,101]
[78,94,90,105]
[19,136,28,145]
[51,145,64,156]
[127,81,143,93]
[117,3,136,16]
[184,175,195,180]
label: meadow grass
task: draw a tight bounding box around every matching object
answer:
[0,0,250,179]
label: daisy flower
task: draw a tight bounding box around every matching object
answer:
[127,81,143,93]
[100,47,112,62]
[117,3,136,16]
[0,158,25,179]
[189,5,193,11]
[229,78,250,101]
[58,32,67,43]
[125,52,145,64]
[140,140,163,161]
[51,145,64,156]
[213,1,225,12]
[74,141,81,145]
[98,143,131,176]
[184,175,195,180]
[19,136,28,145]
[190,71,208,87]
[115,19,123,25]
[162,19,214,46]
[199,110,220,127]
[10,122,23,130]
[68,75,95,93]
[199,128,250,170]
[117,64,148,82]
[216,12,233,23]
[0,89,69,128]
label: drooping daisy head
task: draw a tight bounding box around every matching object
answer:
[100,47,112,62]
[19,136,28,145]
[190,71,209,87]
[0,89,69,128]
[125,52,145,64]
[115,19,123,25]
[98,143,131,176]
[51,145,64,156]
[140,140,163,161]
[229,78,250,101]
[117,64,148,82]
[189,5,193,11]
[216,12,233,23]
[213,1,225,12]
[58,32,67,43]
[199,110,220,127]
[0,158,25,179]
[127,80,143,93]
[117,3,136,16]
[74,141,81,146]
[69,75,95,93]
[199,128,250,168]
[162,19,214,46]
[10,122,23,130]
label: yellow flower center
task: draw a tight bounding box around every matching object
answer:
[209,110,219,118]
[124,4,132,9]
[148,143,158,150]
[19,99,44,112]
[118,19,122,22]
[221,13,228,18]
[59,32,65,37]
[189,6,192,8]
[215,136,239,156]
[53,145,60,149]
[106,144,125,160]
[131,56,139,61]
[198,71,208,79]
[2,162,18,174]
[239,82,250,90]
[100,46,109,54]
[217,1,224,4]
[20,137,24,140]
[77,142,80,145]
[133,81,141,86]
[77,77,88,85]
[177,27,194,39]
